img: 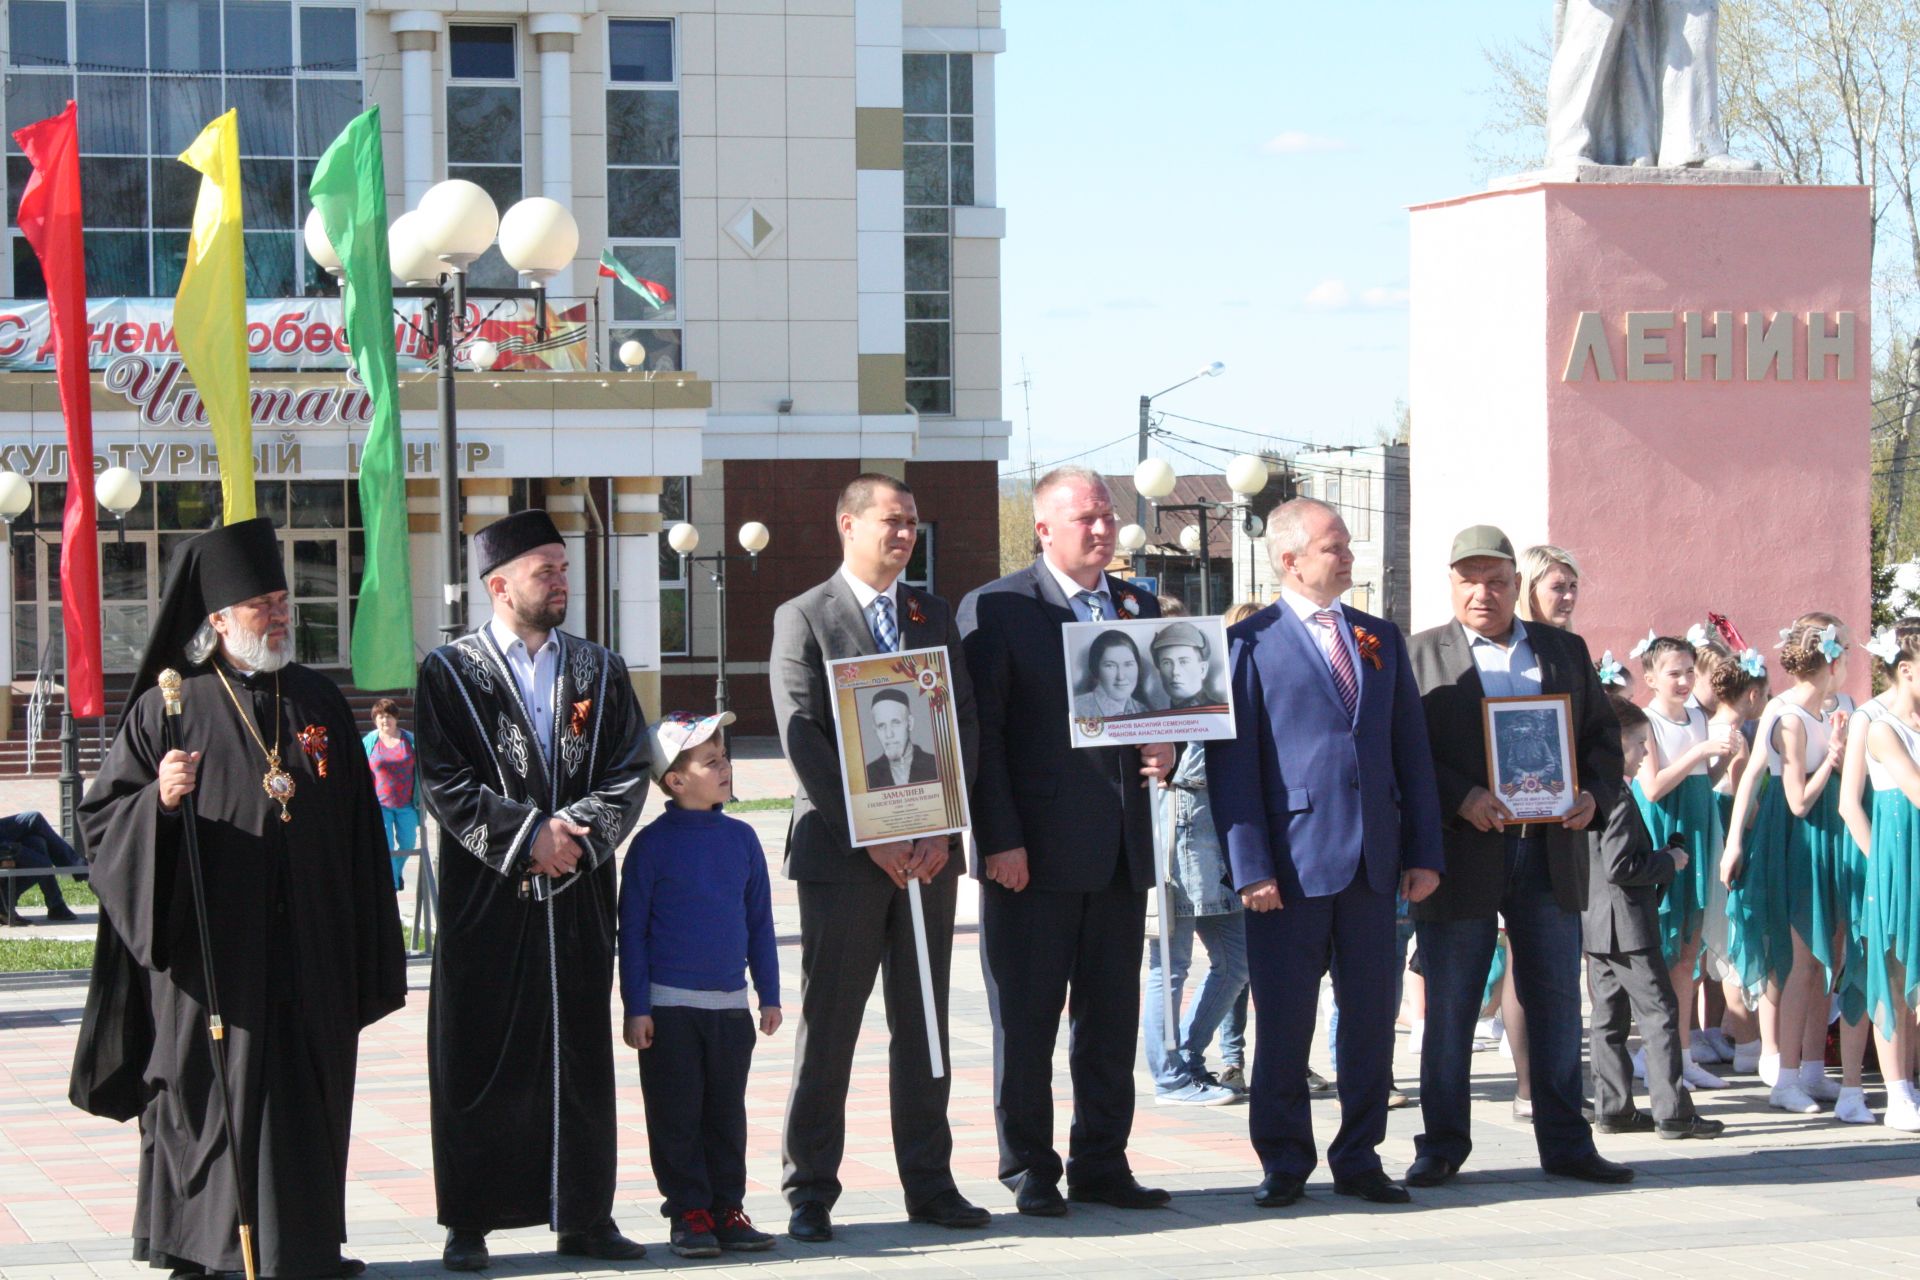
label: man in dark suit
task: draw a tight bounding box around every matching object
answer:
[1405,525,1630,1189]
[863,689,940,788]
[958,466,1176,1217]
[1207,499,1444,1209]
[770,474,990,1242]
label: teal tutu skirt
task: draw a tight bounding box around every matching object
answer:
[1725,776,1812,992]
[1866,789,1920,1026]
[1634,775,1723,970]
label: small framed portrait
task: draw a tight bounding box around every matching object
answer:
[1482,694,1580,824]
[1061,616,1236,748]
[826,645,971,848]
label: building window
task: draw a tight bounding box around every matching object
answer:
[605,18,680,370]
[903,524,935,594]
[902,52,972,417]
[4,1,362,299]
[657,475,689,656]
[447,22,521,289]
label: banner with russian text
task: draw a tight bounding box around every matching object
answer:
[0,297,593,373]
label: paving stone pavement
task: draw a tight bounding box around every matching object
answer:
[4,750,1920,1276]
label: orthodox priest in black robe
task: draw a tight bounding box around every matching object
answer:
[417,510,653,1271]
[71,517,407,1279]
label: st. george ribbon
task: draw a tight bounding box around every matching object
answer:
[158,669,258,1280]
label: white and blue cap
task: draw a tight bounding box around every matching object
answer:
[649,709,735,781]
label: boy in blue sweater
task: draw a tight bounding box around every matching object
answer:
[620,711,782,1257]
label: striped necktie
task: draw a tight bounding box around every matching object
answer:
[1314,609,1359,718]
[869,595,899,652]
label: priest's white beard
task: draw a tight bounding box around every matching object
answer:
[223,621,293,673]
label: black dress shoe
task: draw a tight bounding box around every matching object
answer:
[329,1260,368,1278]
[1657,1116,1725,1140]
[789,1199,834,1241]
[908,1188,991,1228]
[556,1222,647,1260]
[1405,1154,1458,1188]
[1307,1069,1334,1094]
[1253,1171,1305,1207]
[1067,1176,1171,1209]
[1332,1170,1411,1204]
[43,904,78,923]
[442,1229,489,1272]
[1014,1177,1068,1217]
[1595,1109,1656,1134]
[1542,1151,1636,1184]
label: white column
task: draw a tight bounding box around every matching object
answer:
[391,11,445,208]
[972,52,996,208]
[531,14,584,297]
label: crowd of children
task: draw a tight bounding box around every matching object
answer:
[1596,611,1920,1130]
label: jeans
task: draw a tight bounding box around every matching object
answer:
[1328,912,1416,1077]
[1222,987,1249,1069]
[1413,834,1593,1170]
[0,811,83,910]
[381,806,419,890]
[1142,911,1250,1091]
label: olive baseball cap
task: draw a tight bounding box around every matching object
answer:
[1449,525,1515,565]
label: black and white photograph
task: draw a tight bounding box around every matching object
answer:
[1061,616,1236,748]
[826,648,971,847]
[1481,693,1579,824]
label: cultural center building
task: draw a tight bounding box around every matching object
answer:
[0,0,1010,737]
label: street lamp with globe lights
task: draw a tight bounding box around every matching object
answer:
[0,466,146,835]
[1132,452,1274,615]
[349,181,582,641]
[1133,362,1223,571]
[667,519,772,715]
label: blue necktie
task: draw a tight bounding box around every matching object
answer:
[1077,590,1107,622]
[870,595,899,652]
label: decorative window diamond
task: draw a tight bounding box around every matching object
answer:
[723,202,781,257]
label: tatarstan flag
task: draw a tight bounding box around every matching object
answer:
[598,248,672,309]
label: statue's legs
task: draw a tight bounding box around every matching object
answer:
[1547,0,1658,166]
[1656,0,1736,165]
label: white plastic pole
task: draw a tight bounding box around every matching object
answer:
[907,876,946,1078]
[1157,783,1177,1052]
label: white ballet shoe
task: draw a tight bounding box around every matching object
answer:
[1689,1037,1728,1065]
[1732,1041,1763,1075]
[1770,1081,1821,1114]
[1888,1089,1920,1133]
[1798,1065,1842,1103]
[1834,1087,1877,1125]
[1758,1052,1781,1086]
[1682,1061,1728,1090]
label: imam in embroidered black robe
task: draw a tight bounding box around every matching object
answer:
[76,661,407,1278]
[416,627,651,1233]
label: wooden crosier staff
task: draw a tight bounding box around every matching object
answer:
[158,668,258,1280]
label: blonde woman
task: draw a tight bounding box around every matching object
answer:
[1518,545,1581,629]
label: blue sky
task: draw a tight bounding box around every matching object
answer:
[998,0,1541,479]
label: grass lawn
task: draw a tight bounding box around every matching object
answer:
[726,796,793,812]
[11,876,96,908]
[0,938,92,972]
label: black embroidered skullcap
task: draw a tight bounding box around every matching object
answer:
[472,509,565,579]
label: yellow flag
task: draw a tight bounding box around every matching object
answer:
[175,110,255,523]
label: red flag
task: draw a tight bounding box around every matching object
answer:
[13,102,102,717]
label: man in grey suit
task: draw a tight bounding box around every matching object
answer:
[1404,525,1631,1190]
[770,473,989,1243]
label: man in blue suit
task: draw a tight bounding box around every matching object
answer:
[1207,498,1445,1208]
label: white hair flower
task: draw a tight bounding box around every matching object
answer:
[1737,648,1766,678]
[1595,651,1626,687]
[1685,621,1712,650]
[1867,629,1903,665]
[1628,629,1658,660]
[1817,624,1845,663]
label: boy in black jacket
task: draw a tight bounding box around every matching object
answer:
[1585,697,1724,1140]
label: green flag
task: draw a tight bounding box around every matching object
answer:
[310,107,415,689]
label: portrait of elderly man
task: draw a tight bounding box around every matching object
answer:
[1152,622,1227,710]
[1404,524,1629,1191]
[865,688,940,789]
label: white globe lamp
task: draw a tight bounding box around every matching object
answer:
[95,466,142,518]
[498,197,579,285]
[1179,524,1203,555]
[417,179,500,268]
[1226,453,1269,497]
[618,339,648,370]
[303,207,341,276]
[737,521,771,555]
[388,211,449,285]
[1117,523,1148,554]
[0,471,31,523]
[666,522,701,555]
[467,340,501,371]
[1134,457,1178,501]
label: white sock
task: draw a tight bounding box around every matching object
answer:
[1759,1051,1781,1085]
[1799,1060,1830,1086]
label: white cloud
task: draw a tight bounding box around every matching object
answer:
[1260,131,1350,155]
[1303,279,1410,311]
[1304,278,1352,308]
